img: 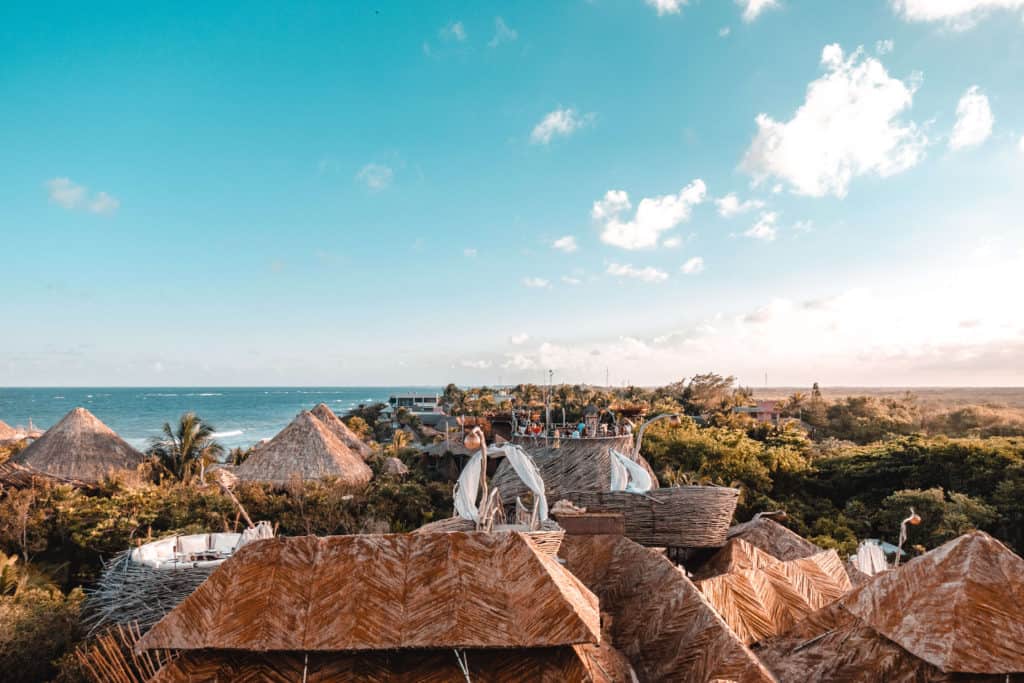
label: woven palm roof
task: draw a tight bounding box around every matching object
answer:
[841,531,1024,674]
[12,407,144,484]
[234,411,373,486]
[0,419,19,442]
[560,534,776,682]
[725,517,821,562]
[151,646,621,683]
[758,531,1024,679]
[138,531,600,653]
[696,539,852,644]
[310,403,374,460]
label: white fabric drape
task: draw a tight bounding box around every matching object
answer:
[452,445,548,522]
[610,449,653,493]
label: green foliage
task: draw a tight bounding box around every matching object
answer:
[0,587,84,683]
[147,412,225,483]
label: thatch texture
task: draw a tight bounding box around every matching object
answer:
[382,456,409,476]
[0,419,19,442]
[310,402,375,459]
[757,531,1024,680]
[12,407,144,485]
[151,647,617,683]
[726,517,821,561]
[234,410,372,487]
[138,531,599,653]
[492,437,659,503]
[560,534,775,682]
[695,540,852,644]
[568,486,739,548]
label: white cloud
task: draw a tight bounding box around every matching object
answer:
[502,352,537,370]
[88,192,120,215]
[488,17,517,47]
[1019,135,1024,154]
[891,0,1024,28]
[441,21,467,41]
[460,359,491,369]
[46,178,86,209]
[876,39,895,55]
[792,219,814,232]
[561,275,582,285]
[594,179,706,250]
[716,193,766,217]
[45,177,119,215]
[719,26,732,37]
[681,256,705,274]
[607,263,669,282]
[463,248,478,258]
[510,333,530,345]
[530,108,592,144]
[646,0,688,15]
[552,235,578,253]
[522,277,550,288]
[742,44,927,198]
[949,86,994,150]
[745,212,778,241]
[356,163,393,190]
[738,0,780,22]
[663,235,684,248]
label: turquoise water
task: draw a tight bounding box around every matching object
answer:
[0,387,440,450]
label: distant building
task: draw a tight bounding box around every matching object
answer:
[732,400,781,424]
[381,392,448,426]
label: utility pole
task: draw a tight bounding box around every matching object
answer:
[545,369,553,431]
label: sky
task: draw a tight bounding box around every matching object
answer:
[2,0,1023,388]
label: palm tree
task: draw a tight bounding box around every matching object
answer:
[391,429,412,457]
[148,412,224,483]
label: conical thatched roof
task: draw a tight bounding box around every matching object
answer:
[757,531,1024,680]
[234,411,372,487]
[559,534,775,682]
[12,407,144,484]
[696,539,851,644]
[0,419,19,442]
[310,403,374,460]
[382,456,409,476]
[139,531,599,653]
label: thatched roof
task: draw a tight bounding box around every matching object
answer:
[0,419,19,442]
[150,646,621,682]
[560,534,776,682]
[757,531,1024,679]
[12,407,144,484]
[310,403,374,459]
[382,456,409,476]
[726,516,821,561]
[491,437,658,503]
[139,532,600,653]
[234,411,372,487]
[696,539,851,644]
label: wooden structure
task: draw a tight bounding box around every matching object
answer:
[234,410,372,487]
[568,486,740,548]
[725,515,822,561]
[0,419,20,443]
[10,407,144,485]
[757,531,1024,681]
[138,532,629,681]
[310,402,374,460]
[560,534,775,682]
[695,539,851,644]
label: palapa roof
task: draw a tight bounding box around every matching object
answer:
[234,410,373,486]
[12,407,144,484]
[560,534,776,682]
[696,539,852,645]
[757,531,1024,679]
[0,419,19,442]
[150,647,618,683]
[310,403,375,459]
[725,516,821,562]
[382,456,409,476]
[138,531,600,653]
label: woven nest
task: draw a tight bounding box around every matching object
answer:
[566,486,739,548]
[492,436,658,503]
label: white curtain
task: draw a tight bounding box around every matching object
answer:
[492,444,548,521]
[453,451,483,522]
[610,449,653,493]
[452,445,548,522]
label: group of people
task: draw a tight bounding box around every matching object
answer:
[515,419,633,439]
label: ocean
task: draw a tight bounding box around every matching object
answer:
[0,387,441,450]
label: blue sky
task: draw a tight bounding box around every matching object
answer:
[2,0,1023,387]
